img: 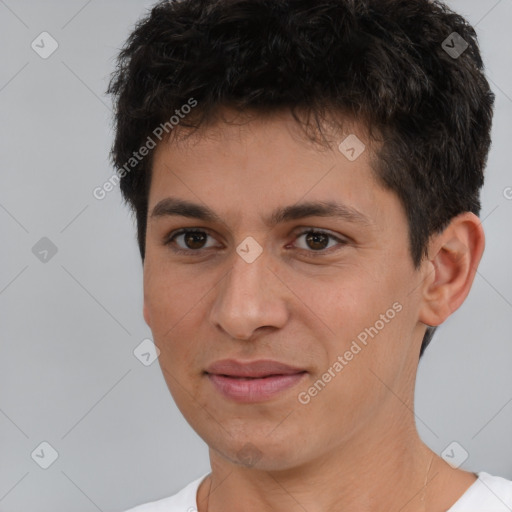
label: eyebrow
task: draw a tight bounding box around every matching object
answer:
[150,197,372,228]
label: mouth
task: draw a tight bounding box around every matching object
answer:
[204,359,307,403]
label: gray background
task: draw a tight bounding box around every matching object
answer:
[0,1,511,511]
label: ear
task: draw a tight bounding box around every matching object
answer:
[418,212,485,327]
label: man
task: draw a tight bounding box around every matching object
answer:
[107,0,512,510]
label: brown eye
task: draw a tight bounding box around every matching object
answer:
[165,229,219,254]
[182,231,208,250]
[304,232,330,251]
[293,229,347,256]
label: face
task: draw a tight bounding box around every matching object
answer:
[143,109,428,471]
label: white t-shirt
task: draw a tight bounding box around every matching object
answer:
[123,471,512,512]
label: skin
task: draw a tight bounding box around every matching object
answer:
[142,108,484,512]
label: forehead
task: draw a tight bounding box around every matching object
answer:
[148,109,394,228]
[154,107,373,161]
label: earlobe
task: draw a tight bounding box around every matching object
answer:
[418,213,485,327]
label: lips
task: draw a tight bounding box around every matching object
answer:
[205,359,307,402]
[205,359,305,378]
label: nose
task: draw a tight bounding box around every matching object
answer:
[208,248,289,341]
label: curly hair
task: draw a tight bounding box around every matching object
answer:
[107,0,494,357]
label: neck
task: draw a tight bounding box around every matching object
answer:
[200,417,442,512]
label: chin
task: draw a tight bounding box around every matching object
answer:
[210,435,310,472]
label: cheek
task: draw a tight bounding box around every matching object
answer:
[144,259,208,328]
[143,266,200,362]
[304,265,411,375]
[295,268,388,341]
[293,281,410,436]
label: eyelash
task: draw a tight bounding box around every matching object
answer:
[164,228,348,257]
